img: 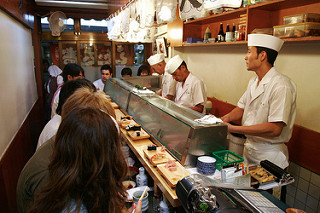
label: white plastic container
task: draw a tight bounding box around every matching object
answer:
[136,167,148,187]
[228,133,245,157]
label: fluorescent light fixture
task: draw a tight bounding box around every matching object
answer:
[35,0,109,9]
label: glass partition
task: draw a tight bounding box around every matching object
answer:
[105,77,227,165]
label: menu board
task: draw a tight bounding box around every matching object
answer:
[61,43,77,65]
[97,43,112,66]
[80,43,95,67]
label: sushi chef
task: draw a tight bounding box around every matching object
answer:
[221,34,297,170]
[147,54,176,100]
[165,55,207,114]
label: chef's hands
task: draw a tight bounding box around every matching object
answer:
[221,114,231,123]
[128,200,142,213]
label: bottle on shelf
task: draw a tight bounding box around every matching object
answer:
[136,167,148,187]
[204,26,211,42]
[225,24,232,42]
[217,22,225,42]
[232,23,236,41]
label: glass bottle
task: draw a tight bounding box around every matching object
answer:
[218,22,225,42]
[153,193,161,212]
[232,23,236,41]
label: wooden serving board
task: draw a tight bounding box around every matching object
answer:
[143,147,175,166]
[127,129,150,140]
[111,102,119,109]
[119,120,136,129]
[157,162,190,188]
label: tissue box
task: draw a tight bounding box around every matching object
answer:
[187,37,203,43]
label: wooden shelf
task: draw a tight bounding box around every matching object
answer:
[181,37,320,47]
[182,41,247,47]
[176,0,320,48]
[184,7,247,25]
[281,36,320,42]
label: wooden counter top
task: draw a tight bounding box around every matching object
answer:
[115,109,181,207]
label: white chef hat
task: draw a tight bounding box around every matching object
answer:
[165,55,184,74]
[48,65,62,77]
[248,34,284,52]
[147,54,165,66]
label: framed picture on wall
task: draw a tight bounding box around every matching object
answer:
[156,37,168,57]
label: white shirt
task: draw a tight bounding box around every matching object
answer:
[51,87,61,118]
[238,67,296,168]
[93,79,105,91]
[162,72,176,98]
[175,73,207,113]
[36,114,61,150]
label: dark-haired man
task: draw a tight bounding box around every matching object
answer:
[221,34,296,171]
[51,63,84,118]
[93,64,113,91]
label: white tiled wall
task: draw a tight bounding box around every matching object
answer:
[287,162,320,213]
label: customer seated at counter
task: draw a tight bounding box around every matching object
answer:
[93,64,113,91]
[121,67,132,77]
[137,64,150,76]
[26,107,141,213]
[36,78,96,150]
[17,88,117,213]
[51,63,85,118]
[147,54,176,101]
[165,55,207,114]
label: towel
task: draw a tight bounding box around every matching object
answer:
[195,115,222,124]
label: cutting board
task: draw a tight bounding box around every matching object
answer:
[143,147,175,166]
[127,129,150,140]
[157,162,190,188]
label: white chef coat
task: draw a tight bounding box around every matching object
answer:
[93,79,105,91]
[175,73,207,114]
[238,67,296,169]
[36,114,61,150]
[162,71,176,98]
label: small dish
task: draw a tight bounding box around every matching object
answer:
[123,180,136,190]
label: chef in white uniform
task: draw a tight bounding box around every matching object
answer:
[165,55,207,114]
[93,64,113,91]
[221,34,296,170]
[147,54,176,100]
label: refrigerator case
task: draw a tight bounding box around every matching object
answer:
[105,77,227,166]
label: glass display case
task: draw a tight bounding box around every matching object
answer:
[105,77,227,166]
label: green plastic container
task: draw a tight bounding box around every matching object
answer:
[212,150,244,171]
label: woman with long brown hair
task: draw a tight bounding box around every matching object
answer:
[27,106,141,213]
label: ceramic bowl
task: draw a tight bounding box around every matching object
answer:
[197,156,216,175]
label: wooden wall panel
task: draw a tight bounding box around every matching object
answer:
[0,100,43,213]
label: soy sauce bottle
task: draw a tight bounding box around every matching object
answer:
[217,23,225,42]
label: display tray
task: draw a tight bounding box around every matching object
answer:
[249,166,277,186]
[127,129,150,140]
[157,162,190,188]
[143,147,176,166]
